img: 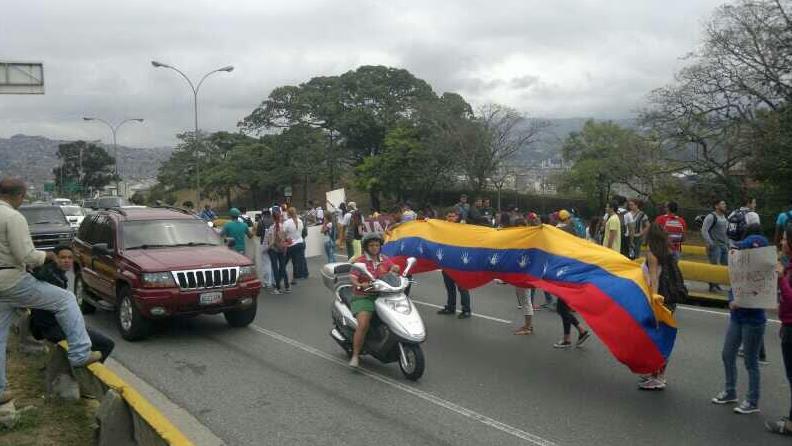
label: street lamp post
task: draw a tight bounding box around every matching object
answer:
[150,61,233,206]
[83,117,144,197]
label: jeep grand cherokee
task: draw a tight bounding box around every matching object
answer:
[73,207,261,341]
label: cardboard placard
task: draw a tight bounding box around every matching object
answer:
[728,246,778,309]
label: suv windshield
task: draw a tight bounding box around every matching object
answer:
[61,206,84,217]
[19,207,69,225]
[123,219,222,249]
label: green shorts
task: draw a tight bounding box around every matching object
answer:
[351,296,376,315]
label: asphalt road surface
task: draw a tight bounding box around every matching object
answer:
[84,257,791,446]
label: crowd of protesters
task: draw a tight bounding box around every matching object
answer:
[207,191,792,437]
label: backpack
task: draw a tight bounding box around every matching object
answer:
[703,212,717,238]
[570,216,586,238]
[658,255,688,310]
[727,210,747,241]
[661,215,686,249]
[266,225,289,252]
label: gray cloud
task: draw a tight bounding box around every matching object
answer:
[0,0,725,147]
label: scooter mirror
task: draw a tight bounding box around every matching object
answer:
[352,262,376,281]
[403,257,417,276]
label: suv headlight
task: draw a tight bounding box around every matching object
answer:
[141,272,176,288]
[386,298,412,315]
[239,265,257,281]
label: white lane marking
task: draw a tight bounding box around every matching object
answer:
[412,300,513,324]
[677,305,781,324]
[249,324,556,446]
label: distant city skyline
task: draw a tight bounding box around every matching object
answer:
[1,0,726,147]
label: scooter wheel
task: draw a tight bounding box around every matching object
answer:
[398,343,425,381]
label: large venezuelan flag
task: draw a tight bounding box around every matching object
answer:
[382,219,677,374]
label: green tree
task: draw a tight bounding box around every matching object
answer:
[52,141,115,196]
[560,120,661,208]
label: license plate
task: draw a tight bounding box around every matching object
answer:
[199,292,223,306]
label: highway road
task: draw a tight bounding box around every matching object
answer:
[85,257,790,446]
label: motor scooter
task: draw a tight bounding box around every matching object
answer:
[321,257,426,380]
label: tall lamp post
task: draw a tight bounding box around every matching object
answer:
[150,61,233,206]
[82,117,144,197]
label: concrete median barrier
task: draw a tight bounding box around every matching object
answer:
[50,342,193,446]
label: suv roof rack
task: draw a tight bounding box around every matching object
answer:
[151,205,198,218]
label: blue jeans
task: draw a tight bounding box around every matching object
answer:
[324,237,336,264]
[442,271,470,313]
[708,244,729,266]
[722,319,765,405]
[0,274,92,393]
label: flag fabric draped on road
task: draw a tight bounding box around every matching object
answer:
[382,219,677,374]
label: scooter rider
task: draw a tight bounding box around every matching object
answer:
[349,232,400,368]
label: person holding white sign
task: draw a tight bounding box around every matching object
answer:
[712,218,768,415]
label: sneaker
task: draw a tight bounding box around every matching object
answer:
[765,417,792,436]
[759,358,769,366]
[458,312,471,319]
[711,391,738,404]
[734,401,760,414]
[271,289,282,295]
[348,356,359,368]
[516,303,523,309]
[437,308,455,315]
[738,348,744,357]
[576,331,591,347]
[0,390,14,405]
[284,288,292,294]
[532,305,542,311]
[553,341,572,349]
[638,378,666,391]
[638,375,652,383]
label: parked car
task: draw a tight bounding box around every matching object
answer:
[61,205,86,229]
[72,207,261,341]
[51,198,73,206]
[18,205,75,250]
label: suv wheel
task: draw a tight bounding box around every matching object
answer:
[74,272,96,314]
[117,286,151,341]
[224,299,257,328]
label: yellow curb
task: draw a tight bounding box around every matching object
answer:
[58,342,193,446]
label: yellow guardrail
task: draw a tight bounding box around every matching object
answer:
[58,342,193,446]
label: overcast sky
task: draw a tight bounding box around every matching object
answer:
[1,0,725,147]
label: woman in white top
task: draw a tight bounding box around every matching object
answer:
[283,207,308,282]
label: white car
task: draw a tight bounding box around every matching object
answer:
[52,198,73,206]
[60,205,86,229]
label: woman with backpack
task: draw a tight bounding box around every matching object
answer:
[267,210,291,294]
[639,223,688,390]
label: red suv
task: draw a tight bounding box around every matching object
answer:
[73,207,261,341]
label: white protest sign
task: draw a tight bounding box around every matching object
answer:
[325,188,346,213]
[728,246,778,309]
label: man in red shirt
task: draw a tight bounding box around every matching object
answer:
[655,201,687,260]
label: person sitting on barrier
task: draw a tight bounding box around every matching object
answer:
[0,178,100,406]
[30,245,115,362]
[348,233,400,368]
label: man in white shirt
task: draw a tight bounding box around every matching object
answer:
[0,178,99,405]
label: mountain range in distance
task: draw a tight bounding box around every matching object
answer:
[0,134,173,187]
[0,117,634,186]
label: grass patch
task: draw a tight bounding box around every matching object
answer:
[0,329,96,446]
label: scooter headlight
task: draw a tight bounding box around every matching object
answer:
[386,299,412,315]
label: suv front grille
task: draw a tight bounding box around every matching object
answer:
[171,267,239,291]
[31,232,74,249]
